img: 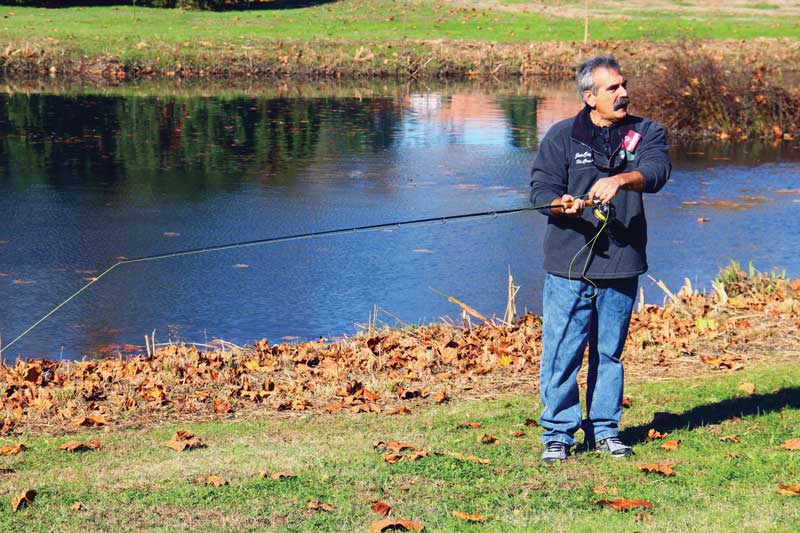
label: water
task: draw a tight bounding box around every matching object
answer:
[1,82,798,359]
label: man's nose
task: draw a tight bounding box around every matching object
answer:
[618,85,628,97]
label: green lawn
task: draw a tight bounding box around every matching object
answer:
[1,361,799,531]
[0,0,798,62]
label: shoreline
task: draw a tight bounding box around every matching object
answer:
[3,38,800,84]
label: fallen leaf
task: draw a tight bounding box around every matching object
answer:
[388,407,411,415]
[369,518,424,532]
[452,510,487,522]
[777,483,800,496]
[384,453,404,464]
[660,439,681,451]
[478,434,497,445]
[213,400,232,414]
[635,511,654,522]
[307,500,334,512]
[593,486,619,495]
[371,500,393,516]
[263,471,295,480]
[510,430,526,437]
[196,475,227,488]
[73,415,108,428]
[457,421,481,429]
[647,428,667,440]
[622,397,632,408]
[779,438,800,451]
[738,382,756,395]
[0,444,25,455]
[596,498,654,511]
[524,418,539,427]
[726,452,743,458]
[11,489,36,512]
[386,441,418,453]
[720,435,740,443]
[70,502,83,512]
[165,430,206,452]
[637,463,676,476]
[59,440,101,452]
[433,390,448,403]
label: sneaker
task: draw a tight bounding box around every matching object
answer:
[595,436,633,457]
[541,441,570,464]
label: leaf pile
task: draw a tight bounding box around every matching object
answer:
[1,274,798,433]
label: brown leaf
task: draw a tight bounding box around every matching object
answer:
[637,463,676,476]
[779,438,800,451]
[457,421,481,429]
[593,486,619,495]
[388,407,412,415]
[646,428,667,440]
[509,430,526,437]
[0,467,16,474]
[73,415,108,428]
[371,500,393,516]
[635,511,654,522]
[433,390,449,404]
[443,451,491,464]
[524,418,539,427]
[720,435,740,443]
[452,510,487,522]
[660,439,681,451]
[726,452,743,458]
[213,400,232,414]
[478,433,497,445]
[369,518,424,532]
[307,500,334,512]
[165,430,206,452]
[0,444,25,455]
[386,441,417,453]
[70,502,83,512]
[622,397,632,408]
[777,483,800,496]
[384,453,404,464]
[59,440,101,452]
[596,498,654,511]
[11,489,36,512]
[196,475,227,488]
[738,382,756,395]
[396,386,424,400]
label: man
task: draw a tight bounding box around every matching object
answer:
[529,55,671,464]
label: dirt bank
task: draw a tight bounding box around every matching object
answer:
[2,37,799,83]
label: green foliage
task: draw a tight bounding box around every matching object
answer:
[0,1,228,9]
[713,260,787,297]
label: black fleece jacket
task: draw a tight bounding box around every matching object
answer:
[529,106,671,279]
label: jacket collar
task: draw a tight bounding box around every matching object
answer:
[571,105,638,149]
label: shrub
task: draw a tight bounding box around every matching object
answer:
[636,45,800,140]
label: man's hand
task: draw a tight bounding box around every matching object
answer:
[552,194,585,217]
[589,171,645,203]
[588,176,621,204]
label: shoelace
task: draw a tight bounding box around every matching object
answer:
[546,442,566,452]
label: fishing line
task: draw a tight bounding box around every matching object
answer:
[1,195,605,356]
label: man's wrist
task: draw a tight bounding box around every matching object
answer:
[615,171,644,192]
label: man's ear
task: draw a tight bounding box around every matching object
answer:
[583,90,596,108]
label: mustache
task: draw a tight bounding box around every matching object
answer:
[613,97,630,111]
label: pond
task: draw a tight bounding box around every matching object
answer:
[1,81,798,359]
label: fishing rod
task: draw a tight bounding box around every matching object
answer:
[0,196,607,356]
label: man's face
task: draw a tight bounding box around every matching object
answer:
[584,67,629,123]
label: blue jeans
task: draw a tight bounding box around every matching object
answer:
[539,273,638,446]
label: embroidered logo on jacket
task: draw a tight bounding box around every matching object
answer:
[574,151,591,165]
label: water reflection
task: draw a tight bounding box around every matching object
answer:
[0,82,798,359]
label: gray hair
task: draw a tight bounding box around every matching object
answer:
[577,55,621,104]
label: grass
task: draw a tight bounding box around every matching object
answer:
[0,1,799,59]
[1,361,799,531]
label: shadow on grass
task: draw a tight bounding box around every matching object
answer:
[6,1,339,10]
[620,386,800,446]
